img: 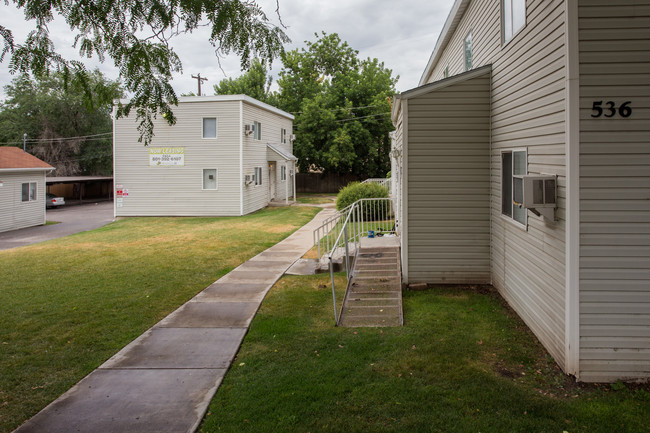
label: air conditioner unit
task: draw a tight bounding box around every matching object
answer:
[244,124,253,135]
[514,174,557,221]
[244,174,253,185]
[289,134,296,141]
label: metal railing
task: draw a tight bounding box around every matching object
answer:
[326,197,395,324]
[361,178,392,191]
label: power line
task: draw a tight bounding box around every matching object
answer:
[0,132,113,146]
[290,104,385,115]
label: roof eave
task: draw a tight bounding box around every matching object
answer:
[419,0,472,86]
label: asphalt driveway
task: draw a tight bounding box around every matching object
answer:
[0,201,114,251]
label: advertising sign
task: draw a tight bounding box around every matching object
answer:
[149,147,185,166]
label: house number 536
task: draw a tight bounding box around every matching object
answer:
[591,101,632,118]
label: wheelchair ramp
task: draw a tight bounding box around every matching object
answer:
[338,239,402,327]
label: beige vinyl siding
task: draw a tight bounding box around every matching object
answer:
[242,103,294,214]
[578,0,650,382]
[406,72,491,283]
[0,172,47,232]
[114,100,241,216]
[420,0,568,367]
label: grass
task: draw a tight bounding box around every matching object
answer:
[201,278,650,433]
[0,206,320,433]
[296,193,336,205]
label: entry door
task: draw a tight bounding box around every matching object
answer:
[269,164,276,200]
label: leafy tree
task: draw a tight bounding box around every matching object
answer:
[213,58,277,105]
[0,70,124,175]
[1,0,289,144]
[276,33,398,177]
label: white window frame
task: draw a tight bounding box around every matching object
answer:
[502,0,526,44]
[464,32,473,71]
[444,66,450,78]
[281,128,287,144]
[202,168,218,190]
[253,121,262,141]
[21,182,37,202]
[280,165,287,181]
[202,117,217,139]
[501,148,528,228]
[254,166,263,186]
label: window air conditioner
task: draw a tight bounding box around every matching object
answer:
[289,134,296,141]
[244,124,253,135]
[244,174,253,185]
[514,175,557,221]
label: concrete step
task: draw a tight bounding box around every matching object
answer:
[344,298,401,307]
[338,244,403,328]
[339,314,402,327]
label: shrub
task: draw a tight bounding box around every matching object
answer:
[386,171,391,178]
[336,182,389,213]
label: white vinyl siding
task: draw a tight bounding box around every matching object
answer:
[242,102,294,213]
[0,172,47,233]
[114,100,242,216]
[418,0,568,370]
[404,70,491,284]
[578,0,650,382]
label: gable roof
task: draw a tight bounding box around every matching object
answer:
[0,147,54,171]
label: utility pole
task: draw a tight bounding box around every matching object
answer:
[191,73,208,96]
[23,133,27,152]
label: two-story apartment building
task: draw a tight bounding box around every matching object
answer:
[113,95,297,217]
[392,0,649,382]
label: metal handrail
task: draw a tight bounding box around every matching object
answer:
[327,197,395,324]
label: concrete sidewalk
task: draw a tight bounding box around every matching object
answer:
[15,207,335,433]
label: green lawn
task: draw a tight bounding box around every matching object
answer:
[201,277,650,433]
[0,206,320,433]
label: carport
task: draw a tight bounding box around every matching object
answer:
[46,176,114,203]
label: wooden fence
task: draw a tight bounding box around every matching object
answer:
[296,173,360,194]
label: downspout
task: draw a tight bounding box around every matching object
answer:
[239,101,244,216]
[112,105,117,220]
[564,0,581,378]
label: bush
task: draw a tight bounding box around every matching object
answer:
[336,182,389,211]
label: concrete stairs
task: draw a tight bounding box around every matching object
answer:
[338,245,403,327]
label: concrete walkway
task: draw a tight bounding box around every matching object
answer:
[15,206,336,433]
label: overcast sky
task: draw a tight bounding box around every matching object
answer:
[0,0,455,99]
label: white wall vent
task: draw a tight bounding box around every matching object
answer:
[514,175,557,221]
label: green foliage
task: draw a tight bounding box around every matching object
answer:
[1,0,289,145]
[213,59,277,106]
[336,181,389,211]
[0,70,123,175]
[276,33,398,177]
[386,171,391,178]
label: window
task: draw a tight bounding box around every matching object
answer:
[281,128,287,144]
[202,169,217,190]
[444,66,450,78]
[464,32,473,71]
[21,182,37,202]
[281,165,287,181]
[203,118,217,138]
[502,149,527,225]
[254,166,263,185]
[503,0,526,43]
[253,121,262,140]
